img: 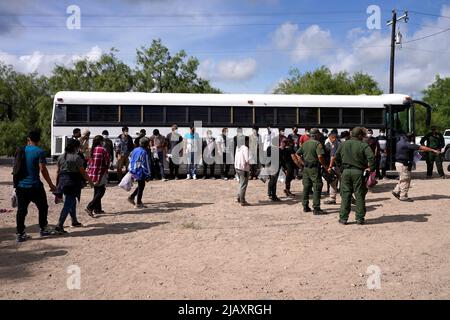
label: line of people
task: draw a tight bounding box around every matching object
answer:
[12,125,446,242]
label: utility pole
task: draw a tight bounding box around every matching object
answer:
[387,10,408,93]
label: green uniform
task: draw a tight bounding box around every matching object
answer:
[335,138,375,222]
[420,133,445,177]
[297,139,324,210]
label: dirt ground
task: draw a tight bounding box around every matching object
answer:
[0,162,449,300]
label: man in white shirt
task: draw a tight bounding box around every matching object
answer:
[234,136,250,206]
[216,128,232,180]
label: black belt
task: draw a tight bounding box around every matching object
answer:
[304,161,320,169]
[342,164,364,171]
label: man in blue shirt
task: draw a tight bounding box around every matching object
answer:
[16,130,57,242]
[393,133,440,202]
[184,126,200,180]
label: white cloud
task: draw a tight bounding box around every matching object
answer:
[271,23,334,62]
[199,58,257,81]
[0,46,103,75]
[271,22,299,50]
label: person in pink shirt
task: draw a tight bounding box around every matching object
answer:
[234,136,250,206]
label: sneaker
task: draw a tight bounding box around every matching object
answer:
[338,219,348,225]
[85,208,96,218]
[441,175,446,179]
[193,175,197,180]
[399,197,414,202]
[284,189,294,197]
[54,226,68,235]
[303,207,312,213]
[16,232,31,243]
[356,220,365,225]
[134,203,147,209]
[174,176,179,180]
[127,196,136,206]
[240,201,250,206]
[163,178,168,182]
[392,191,400,199]
[71,221,83,227]
[313,209,327,215]
[223,177,228,181]
[324,199,337,205]
[40,227,55,237]
[94,210,105,214]
[235,198,240,203]
[270,196,281,202]
[186,175,191,180]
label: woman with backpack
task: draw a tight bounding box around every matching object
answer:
[86,135,111,218]
[54,139,93,234]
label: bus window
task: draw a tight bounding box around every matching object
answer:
[166,106,187,123]
[90,105,118,122]
[364,109,384,125]
[277,108,297,126]
[54,104,67,123]
[66,105,88,122]
[233,107,253,125]
[121,105,141,123]
[299,107,318,125]
[143,106,164,123]
[342,108,361,125]
[320,108,340,126]
[255,107,274,125]
[211,107,231,124]
[189,106,209,124]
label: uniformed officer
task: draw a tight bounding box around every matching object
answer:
[335,127,375,225]
[420,126,446,179]
[296,128,327,215]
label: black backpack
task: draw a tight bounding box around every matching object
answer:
[12,146,27,188]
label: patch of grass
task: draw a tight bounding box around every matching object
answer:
[181,222,201,230]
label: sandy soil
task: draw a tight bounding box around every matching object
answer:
[0,162,449,300]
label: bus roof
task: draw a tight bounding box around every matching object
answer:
[54,91,410,108]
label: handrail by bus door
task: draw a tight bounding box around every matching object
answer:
[411,100,432,129]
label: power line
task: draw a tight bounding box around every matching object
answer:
[403,27,450,43]
[3,20,369,29]
[409,10,450,19]
[0,10,392,18]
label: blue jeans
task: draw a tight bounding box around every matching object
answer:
[157,151,165,179]
[58,194,78,227]
[188,152,197,177]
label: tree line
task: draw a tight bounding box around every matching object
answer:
[0,39,449,156]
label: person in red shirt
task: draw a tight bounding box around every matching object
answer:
[299,128,311,146]
[86,135,110,218]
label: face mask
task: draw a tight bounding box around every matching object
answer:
[367,134,372,138]
[341,138,346,142]
[103,135,108,139]
[380,133,385,136]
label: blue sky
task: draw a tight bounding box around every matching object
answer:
[1,0,449,97]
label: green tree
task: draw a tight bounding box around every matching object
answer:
[50,48,134,92]
[135,39,219,93]
[416,75,450,134]
[274,66,382,95]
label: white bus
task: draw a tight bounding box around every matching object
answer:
[51,91,432,169]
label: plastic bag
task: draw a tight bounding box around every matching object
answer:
[413,151,422,164]
[366,171,378,188]
[118,172,134,191]
[257,167,270,183]
[11,189,17,208]
[278,169,286,184]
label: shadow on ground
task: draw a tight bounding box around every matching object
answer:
[365,213,431,225]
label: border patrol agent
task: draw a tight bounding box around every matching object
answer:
[335,127,375,225]
[420,126,446,179]
[296,128,327,215]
